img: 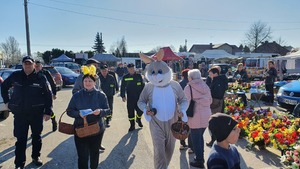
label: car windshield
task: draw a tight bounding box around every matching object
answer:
[56,67,74,74]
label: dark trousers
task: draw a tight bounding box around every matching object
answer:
[99,124,106,146]
[13,112,44,167]
[266,84,274,103]
[107,96,114,115]
[190,128,206,162]
[74,134,101,169]
[127,100,143,120]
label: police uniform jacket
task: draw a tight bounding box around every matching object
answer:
[38,69,57,95]
[99,74,117,97]
[1,70,53,115]
[120,73,144,102]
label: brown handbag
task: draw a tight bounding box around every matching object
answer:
[58,111,75,135]
[75,116,100,138]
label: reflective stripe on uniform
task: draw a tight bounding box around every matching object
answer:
[129,117,135,121]
[136,114,142,118]
[110,84,114,87]
[124,78,133,81]
[137,82,141,86]
[51,114,56,119]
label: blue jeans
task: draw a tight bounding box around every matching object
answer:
[190,128,206,162]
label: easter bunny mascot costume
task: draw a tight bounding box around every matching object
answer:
[137,48,188,169]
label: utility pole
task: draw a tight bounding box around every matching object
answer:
[24,0,31,56]
[185,39,187,52]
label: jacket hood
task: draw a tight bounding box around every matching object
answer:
[188,79,206,92]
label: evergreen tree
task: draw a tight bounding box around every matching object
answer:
[179,45,187,52]
[238,44,244,51]
[92,32,106,54]
[243,45,250,52]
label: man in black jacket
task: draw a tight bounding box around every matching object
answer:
[120,63,145,132]
[1,56,53,169]
[35,60,58,131]
[206,67,228,147]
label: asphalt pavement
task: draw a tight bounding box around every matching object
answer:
[0,87,285,169]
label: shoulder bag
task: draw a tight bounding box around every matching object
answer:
[186,85,195,117]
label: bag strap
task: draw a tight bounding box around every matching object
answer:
[189,85,193,99]
[83,116,88,127]
[59,110,67,123]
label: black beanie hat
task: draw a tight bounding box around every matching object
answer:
[208,113,238,142]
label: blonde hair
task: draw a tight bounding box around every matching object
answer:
[237,63,243,68]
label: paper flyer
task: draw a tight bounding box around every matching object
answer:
[79,109,93,117]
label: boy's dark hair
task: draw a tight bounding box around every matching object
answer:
[82,74,97,82]
[208,67,219,75]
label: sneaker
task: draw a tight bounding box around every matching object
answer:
[206,141,213,147]
[190,160,205,168]
[32,157,43,166]
[99,145,105,151]
[188,148,194,154]
[179,145,188,150]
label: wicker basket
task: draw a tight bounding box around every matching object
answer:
[171,117,190,140]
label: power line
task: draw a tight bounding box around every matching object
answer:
[29,2,300,32]
[45,0,300,24]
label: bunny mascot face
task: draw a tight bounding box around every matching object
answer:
[137,48,188,169]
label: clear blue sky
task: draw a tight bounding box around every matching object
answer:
[1,0,300,55]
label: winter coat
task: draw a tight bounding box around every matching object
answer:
[184,79,212,129]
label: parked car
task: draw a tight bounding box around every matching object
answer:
[51,62,81,74]
[43,66,63,91]
[10,64,22,69]
[55,67,79,86]
[0,69,17,120]
[277,79,300,110]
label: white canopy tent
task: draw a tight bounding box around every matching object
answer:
[194,49,239,60]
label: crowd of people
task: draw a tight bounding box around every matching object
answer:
[1,54,279,169]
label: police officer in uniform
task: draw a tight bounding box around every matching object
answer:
[35,60,58,132]
[121,63,145,132]
[99,64,118,127]
[1,56,53,169]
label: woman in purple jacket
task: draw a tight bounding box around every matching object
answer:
[184,69,212,168]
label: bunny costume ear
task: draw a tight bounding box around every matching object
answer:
[155,48,164,61]
[139,53,154,64]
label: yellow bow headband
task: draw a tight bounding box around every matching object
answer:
[81,65,97,76]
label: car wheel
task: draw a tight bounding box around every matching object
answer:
[0,110,9,120]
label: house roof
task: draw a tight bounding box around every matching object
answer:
[188,43,242,54]
[189,44,212,53]
[253,41,289,56]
